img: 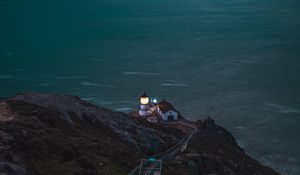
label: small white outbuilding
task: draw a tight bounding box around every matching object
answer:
[156,100,179,121]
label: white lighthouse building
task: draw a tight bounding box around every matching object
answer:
[138,92,179,122]
[156,100,178,121]
[139,92,151,117]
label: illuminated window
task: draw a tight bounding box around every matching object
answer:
[140,97,149,105]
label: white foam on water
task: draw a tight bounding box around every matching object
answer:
[212,58,258,66]
[116,107,132,112]
[164,79,177,82]
[80,82,116,88]
[266,103,300,114]
[51,76,85,80]
[124,72,160,76]
[81,82,98,87]
[160,83,190,87]
[81,97,97,101]
[236,140,246,148]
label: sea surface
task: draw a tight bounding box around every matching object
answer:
[0,0,300,174]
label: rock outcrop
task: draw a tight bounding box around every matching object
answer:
[0,93,280,175]
[164,117,280,175]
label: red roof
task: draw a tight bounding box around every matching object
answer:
[158,100,176,113]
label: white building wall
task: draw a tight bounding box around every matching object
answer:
[139,104,150,116]
[140,104,149,110]
[139,110,151,116]
[162,110,178,121]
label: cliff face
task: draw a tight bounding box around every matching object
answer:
[0,93,182,175]
[0,93,280,175]
[164,118,280,175]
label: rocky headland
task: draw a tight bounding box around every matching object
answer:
[0,93,281,175]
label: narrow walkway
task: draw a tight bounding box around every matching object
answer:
[128,121,198,175]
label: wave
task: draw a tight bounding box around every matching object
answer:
[81,82,98,87]
[52,76,85,80]
[266,103,300,114]
[80,82,116,88]
[116,108,132,112]
[81,97,97,101]
[160,83,190,87]
[124,72,160,76]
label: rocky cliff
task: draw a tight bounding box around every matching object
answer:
[0,93,281,175]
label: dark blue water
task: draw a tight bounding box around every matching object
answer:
[1,0,300,174]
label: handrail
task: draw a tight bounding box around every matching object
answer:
[128,134,190,175]
[128,121,197,175]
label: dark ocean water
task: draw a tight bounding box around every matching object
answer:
[1,0,300,174]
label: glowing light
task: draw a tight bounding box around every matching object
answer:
[148,157,156,162]
[152,98,158,103]
[140,97,150,105]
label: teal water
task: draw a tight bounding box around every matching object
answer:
[1,0,300,174]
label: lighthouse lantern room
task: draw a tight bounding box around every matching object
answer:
[139,92,151,117]
[140,92,150,105]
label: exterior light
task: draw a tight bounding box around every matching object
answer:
[152,98,158,103]
[140,92,150,105]
[148,157,156,162]
[140,97,150,105]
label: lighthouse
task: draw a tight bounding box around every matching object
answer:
[139,92,151,117]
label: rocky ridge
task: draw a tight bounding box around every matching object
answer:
[0,93,281,175]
